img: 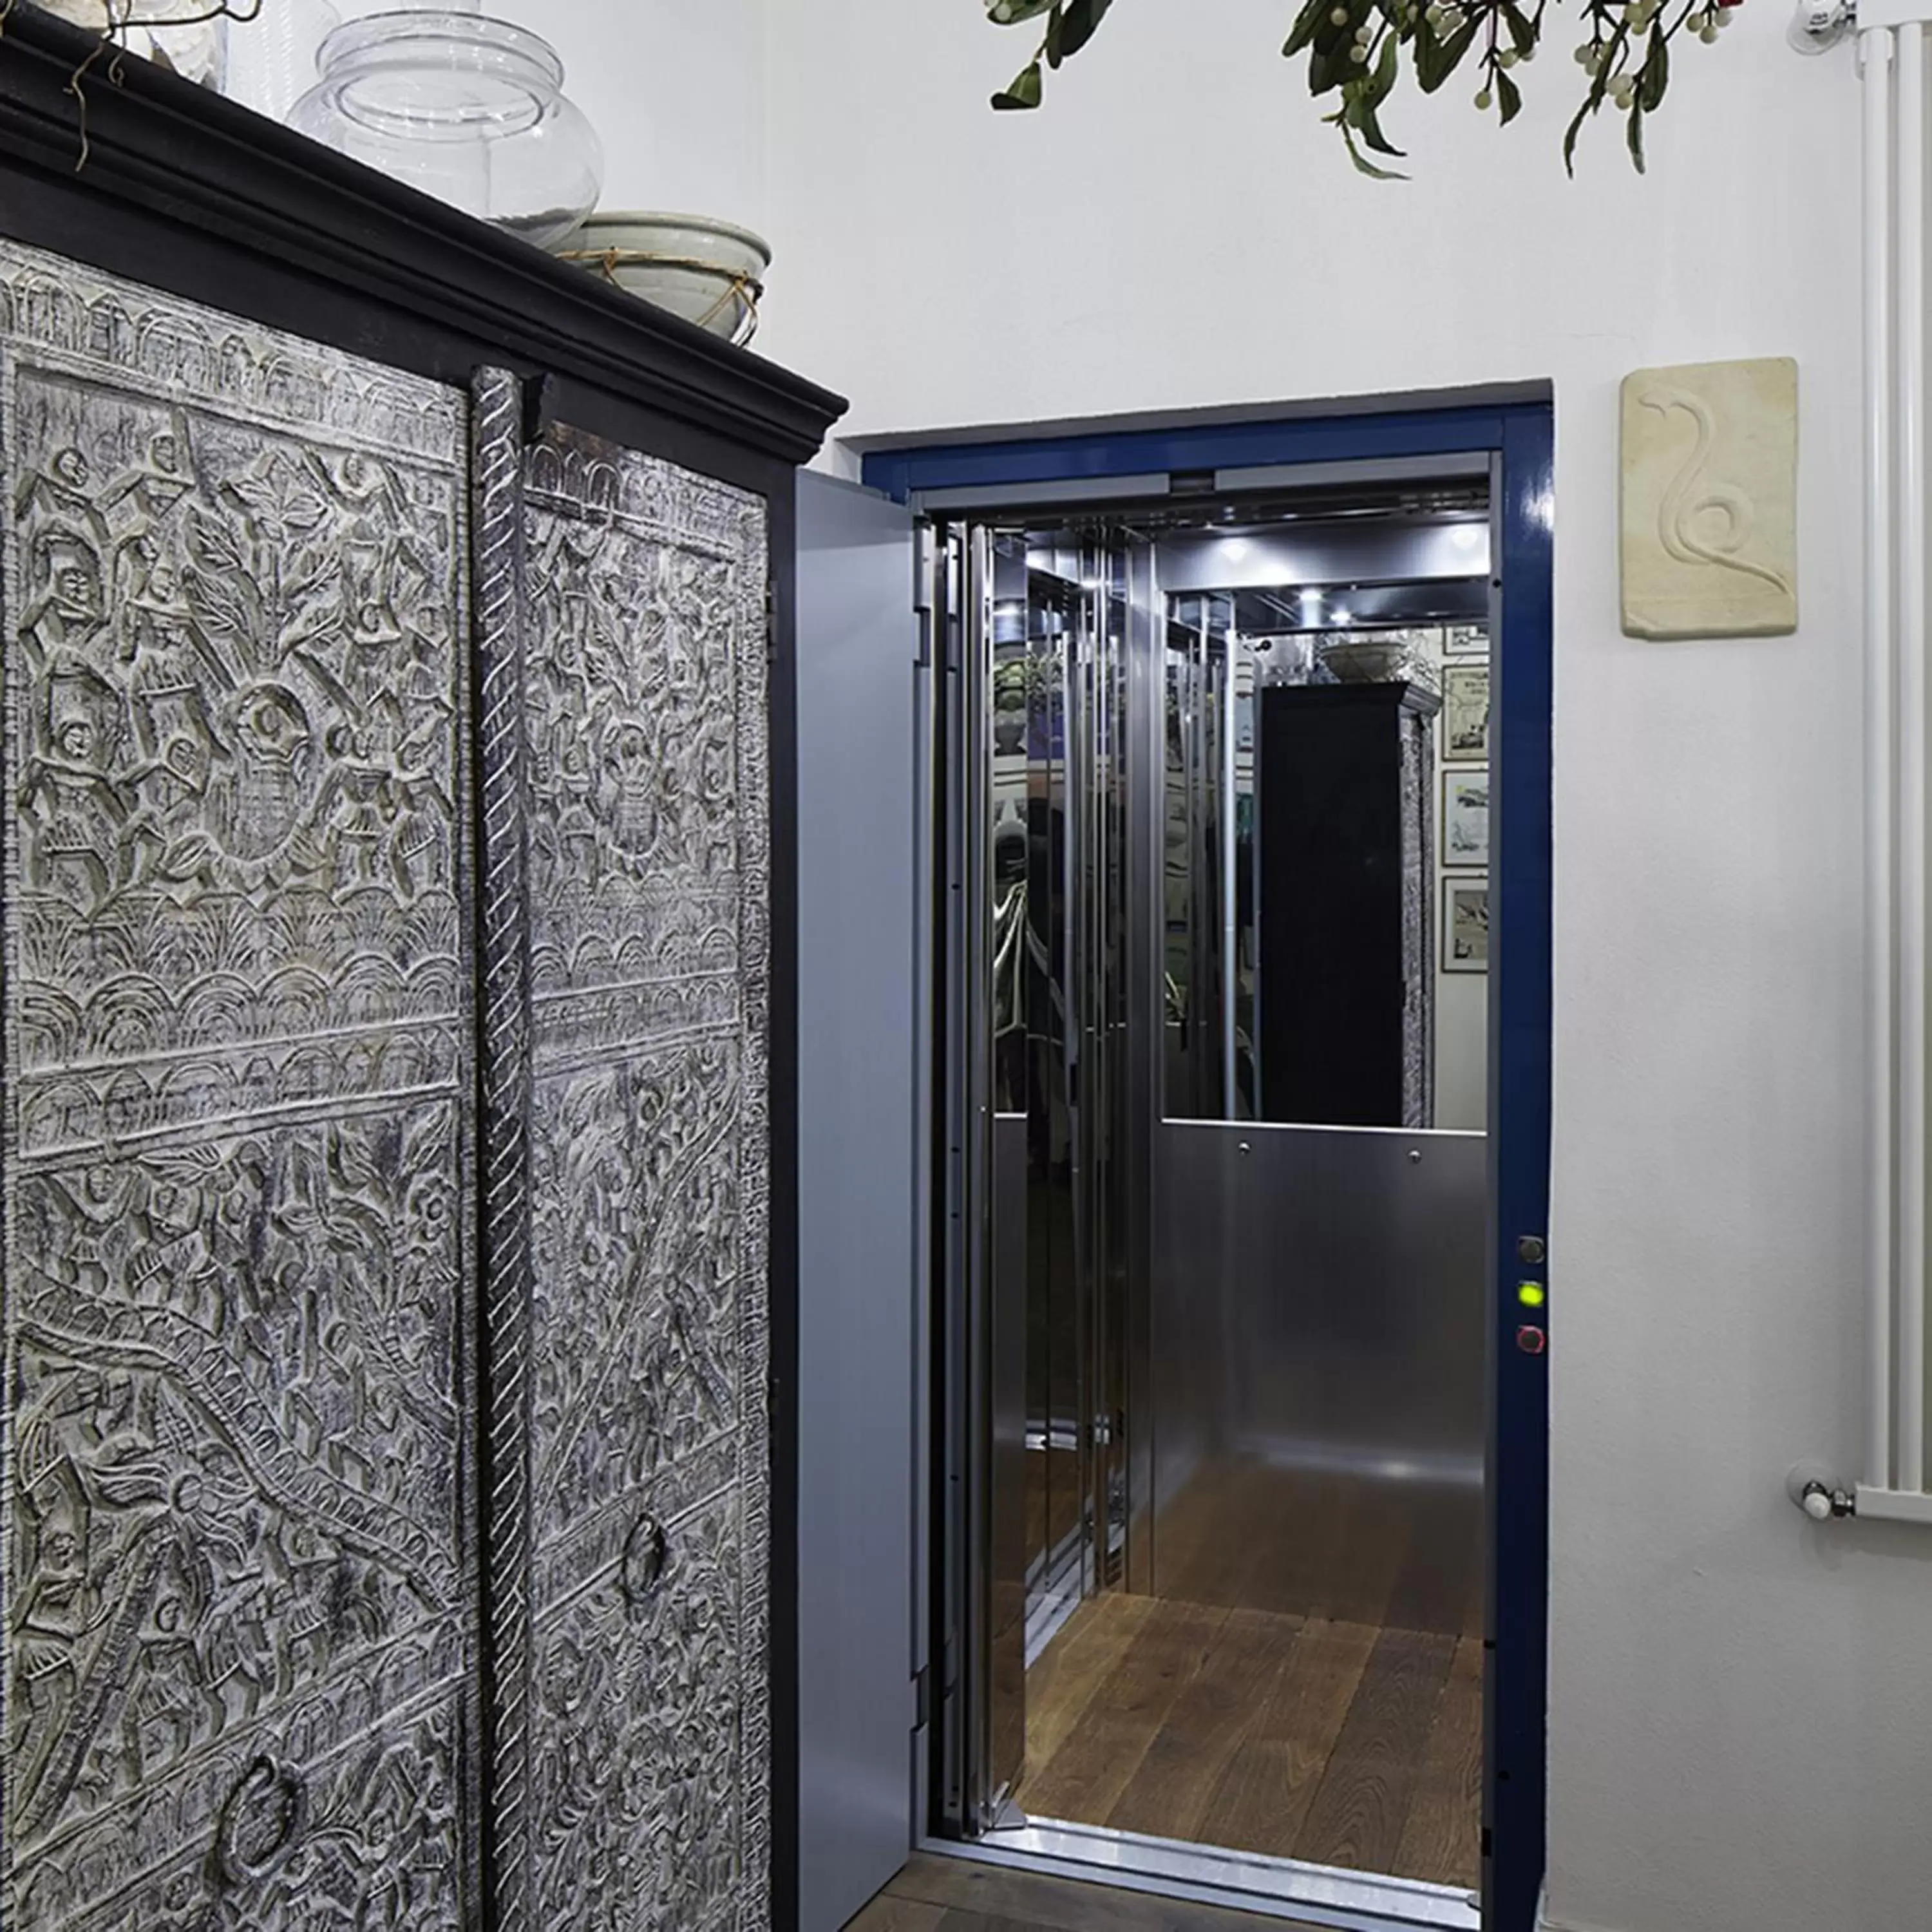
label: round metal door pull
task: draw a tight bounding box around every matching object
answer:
[216,1756,308,1886]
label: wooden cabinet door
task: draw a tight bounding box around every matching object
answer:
[1,241,481,1931]
[478,404,774,1932]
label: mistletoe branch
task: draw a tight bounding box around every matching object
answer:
[985,0,1743,173]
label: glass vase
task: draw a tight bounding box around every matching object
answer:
[224,0,343,125]
[288,10,605,250]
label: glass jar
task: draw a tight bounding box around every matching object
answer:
[289,12,605,250]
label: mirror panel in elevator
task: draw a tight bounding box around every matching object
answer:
[940,475,1495,1913]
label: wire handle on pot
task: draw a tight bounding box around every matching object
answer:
[557,247,764,346]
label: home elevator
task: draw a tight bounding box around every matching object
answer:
[931,478,1496,1926]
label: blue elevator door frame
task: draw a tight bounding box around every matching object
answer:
[866,401,1555,1932]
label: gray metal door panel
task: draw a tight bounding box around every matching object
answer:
[795,472,920,1932]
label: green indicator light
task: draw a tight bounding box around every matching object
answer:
[1518,1282,1546,1309]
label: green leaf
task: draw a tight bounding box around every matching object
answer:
[1640,24,1669,111]
[1417,17,1480,93]
[1502,3,1537,56]
[1627,99,1647,172]
[1365,27,1400,109]
[992,60,1044,108]
[1356,92,1407,155]
[1496,66,1522,124]
[1340,117,1410,180]
[986,0,1056,23]
[1057,0,1114,58]
[1284,0,1332,57]
[1562,95,1595,176]
[1045,3,1066,67]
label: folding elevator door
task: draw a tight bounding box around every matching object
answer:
[939,524,1137,1835]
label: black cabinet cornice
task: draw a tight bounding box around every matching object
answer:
[0,3,846,470]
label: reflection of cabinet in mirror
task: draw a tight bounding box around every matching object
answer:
[1257,680,1440,1130]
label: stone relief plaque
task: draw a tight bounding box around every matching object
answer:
[1620,355,1799,640]
[498,425,772,1932]
[0,242,479,1929]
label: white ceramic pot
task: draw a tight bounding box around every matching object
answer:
[558,211,771,348]
[1318,637,1436,688]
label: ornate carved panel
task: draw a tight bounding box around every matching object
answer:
[501,426,772,1931]
[0,242,478,1929]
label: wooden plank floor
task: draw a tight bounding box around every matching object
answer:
[843,1852,1338,1932]
[1014,1593,1483,1891]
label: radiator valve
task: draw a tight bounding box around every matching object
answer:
[1786,1463,1857,1520]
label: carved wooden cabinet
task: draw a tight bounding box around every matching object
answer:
[0,12,842,1929]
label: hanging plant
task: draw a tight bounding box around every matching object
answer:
[985,0,1743,175]
[6,1,261,82]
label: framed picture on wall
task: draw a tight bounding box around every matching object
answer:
[1442,768,1491,869]
[1444,876,1490,974]
[1444,623,1489,658]
[1443,663,1491,764]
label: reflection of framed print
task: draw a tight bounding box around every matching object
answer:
[1444,623,1489,658]
[1443,664,1491,764]
[1444,877,1490,973]
[1441,768,1490,870]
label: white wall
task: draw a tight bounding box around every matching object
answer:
[746,8,1930,1932]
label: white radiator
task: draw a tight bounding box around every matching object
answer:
[1853,1,1932,1522]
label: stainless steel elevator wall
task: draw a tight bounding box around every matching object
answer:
[990,1110,1031,1794]
[1150,1120,1487,1630]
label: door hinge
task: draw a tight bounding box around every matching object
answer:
[913,1665,931,1732]
[914,522,937,668]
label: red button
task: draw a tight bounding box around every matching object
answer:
[1516,1325,1548,1356]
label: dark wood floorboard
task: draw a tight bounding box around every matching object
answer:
[1293,1625,1456,1875]
[849,1852,1334,1932]
[1392,1634,1485,1889]
[1157,1459,1482,1638]
[1021,1593,1481,1889]
[1383,1486,1487,1638]
[1105,1605,1303,1844]
[1023,1592,1156,1774]
[1016,1597,1229,1825]
[1194,1614,1378,1861]
[843,1894,950,1932]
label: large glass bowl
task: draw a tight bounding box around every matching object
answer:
[289,11,605,249]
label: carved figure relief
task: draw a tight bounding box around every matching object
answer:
[507,428,772,1932]
[1,241,477,1930]
[1620,355,1799,639]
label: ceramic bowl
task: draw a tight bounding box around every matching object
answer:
[559,211,771,347]
[1318,636,1434,688]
